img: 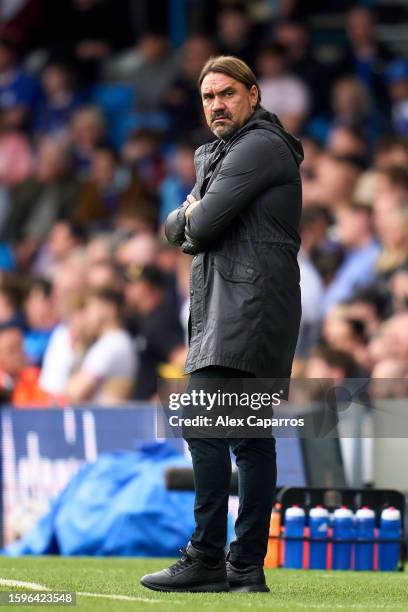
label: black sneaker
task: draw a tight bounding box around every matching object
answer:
[226,561,270,593]
[140,542,229,593]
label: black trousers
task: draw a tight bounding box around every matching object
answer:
[184,366,277,566]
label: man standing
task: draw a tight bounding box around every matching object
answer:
[141,56,303,593]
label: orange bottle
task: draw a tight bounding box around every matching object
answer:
[264,502,282,568]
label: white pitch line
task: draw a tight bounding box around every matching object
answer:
[0,578,404,609]
[0,578,180,605]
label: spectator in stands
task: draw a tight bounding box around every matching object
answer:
[304,344,360,380]
[107,33,180,113]
[165,35,214,139]
[373,135,408,169]
[309,76,374,145]
[0,110,33,187]
[375,165,408,200]
[66,288,137,404]
[256,43,310,134]
[23,279,57,366]
[274,20,329,115]
[121,128,166,195]
[0,285,21,324]
[297,207,327,359]
[385,59,408,136]
[159,140,196,226]
[31,220,85,279]
[216,4,257,67]
[115,232,157,270]
[124,265,185,400]
[0,321,53,406]
[369,312,408,375]
[33,61,85,140]
[305,153,362,209]
[345,286,390,339]
[322,311,370,371]
[70,106,106,177]
[0,32,39,130]
[322,202,380,315]
[73,144,153,230]
[375,205,408,284]
[1,138,80,269]
[327,125,367,161]
[337,7,392,110]
[39,259,87,395]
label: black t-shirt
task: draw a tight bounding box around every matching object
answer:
[131,302,184,400]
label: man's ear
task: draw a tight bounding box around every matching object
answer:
[249,84,259,109]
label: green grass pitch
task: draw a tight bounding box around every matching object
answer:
[0,556,407,611]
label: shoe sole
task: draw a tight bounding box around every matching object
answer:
[229,584,270,593]
[140,580,230,593]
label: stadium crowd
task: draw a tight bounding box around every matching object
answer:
[0,0,407,406]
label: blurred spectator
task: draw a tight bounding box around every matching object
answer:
[309,76,374,145]
[23,278,57,366]
[375,205,408,283]
[374,165,408,204]
[73,144,154,229]
[0,110,33,186]
[66,288,137,404]
[386,59,408,136]
[115,232,157,271]
[165,35,214,138]
[31,220,85,279]
[337,7,392,110]
[216,4,257,67]
[0,32,39,130]
[373,135,408,169]
[124,265,185,400]
[305,153,362,209]
[328,125,367,161]
[33,61,85,139]
[297,207,326,358]
[39,259,86,395]
[274,20,329,114]
[322,202,380,315]
[256,43,310,134]
[322,310,370,371]
[346,286,389,339]
[70,106,106,176]
[106,33,180,113]
[304,344,360,379]
[1,138,80,269]
[0,285,21,323]
[0,322,54,406]
[369,312,408,374]
[159,140,196,225]
[121,128,166,194]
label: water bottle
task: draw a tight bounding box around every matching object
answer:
[355,507,375,571]
[284,505,305,569]
[378,507,401,571]
[332,506,354,570]
[309,506,329,570]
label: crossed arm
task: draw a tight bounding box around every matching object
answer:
[164,132,287,254]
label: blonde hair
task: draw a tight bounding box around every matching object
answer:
[377,206,408,273]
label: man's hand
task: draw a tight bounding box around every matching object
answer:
[184,194,200,219]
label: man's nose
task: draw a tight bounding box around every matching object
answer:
[211,96,226,112]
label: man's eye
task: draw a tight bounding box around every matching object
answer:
[226,91,234,96]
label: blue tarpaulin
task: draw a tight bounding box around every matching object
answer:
[3,442,196,557]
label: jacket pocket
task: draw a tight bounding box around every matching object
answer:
[212,255,259,284]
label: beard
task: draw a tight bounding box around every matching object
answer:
[210,111,241,140]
